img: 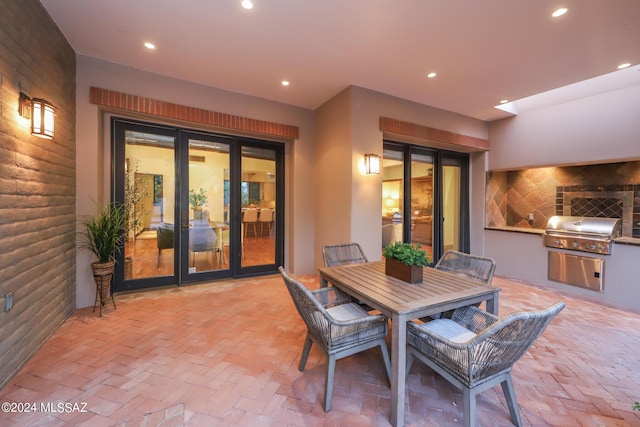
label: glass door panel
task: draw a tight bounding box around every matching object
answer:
[185,137,231,276]
[122,129,176,281]
[382,148,404,250]
[443,163,461,252]
[410,152,434,260]
[241,146,277,268]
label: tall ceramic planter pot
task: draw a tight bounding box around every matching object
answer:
[91,260,116,316]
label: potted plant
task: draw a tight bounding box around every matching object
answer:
[189,188,208,219]
[383,242,430,283]
[79,202,126,315]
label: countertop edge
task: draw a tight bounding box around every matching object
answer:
[484,226,545,235]
[485,226,640,246]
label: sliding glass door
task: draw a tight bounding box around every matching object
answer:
[410,151,435,259]
[181,133,232,280]
[382,142,469,263]
[112,118,284,292]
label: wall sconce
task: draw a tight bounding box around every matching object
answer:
[19,92,55,139]
[364,153,381,175]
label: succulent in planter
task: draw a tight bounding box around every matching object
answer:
[383,242,430,266]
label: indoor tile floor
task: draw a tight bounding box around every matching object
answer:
[1,273,639,426]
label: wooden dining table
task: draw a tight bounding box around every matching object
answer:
[318,261,501,427]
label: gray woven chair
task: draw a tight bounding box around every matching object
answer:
[322,242,368,267]
[279,267,391,412]
[322,242,373,310]
[427,250,497,320]
[435,250,496,284]
[407,302,566,427]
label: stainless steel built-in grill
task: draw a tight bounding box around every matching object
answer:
[545,215,621,292]
[543,215,621,255]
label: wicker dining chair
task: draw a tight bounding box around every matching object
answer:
[435,250,496,284]
[407,302,566,427]
[279,267,391,412]
[322,242,373,309]
[427,250,497,320]
[322,242,368,267]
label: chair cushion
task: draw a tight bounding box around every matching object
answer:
[327,303,369,321]
[420,319,477,343]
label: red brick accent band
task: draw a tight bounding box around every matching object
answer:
[380,117,488,151]
[90,87,299,139]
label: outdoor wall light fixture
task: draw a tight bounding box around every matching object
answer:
[364,153,381,175]
[19,92,55,139]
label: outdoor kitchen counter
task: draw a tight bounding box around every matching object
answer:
[485,227,640,312]
[485,226,640,246]
[485,226,544,235]
[613,236,640,247]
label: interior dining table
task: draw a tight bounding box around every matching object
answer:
[317,261,501,427]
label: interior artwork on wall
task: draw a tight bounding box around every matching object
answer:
[411,177,433,216]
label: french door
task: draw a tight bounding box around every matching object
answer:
[111,118,284,292]
[382,142,469,263]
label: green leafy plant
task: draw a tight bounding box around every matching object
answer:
[124,160,148,239]
[383,242,430,266]
[79,202,126,263]
[189,188,208,209]
[634,402,639,411]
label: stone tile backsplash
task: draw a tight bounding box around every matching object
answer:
[486,161,640,238]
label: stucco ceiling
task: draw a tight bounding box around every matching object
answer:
[40,0,640,122]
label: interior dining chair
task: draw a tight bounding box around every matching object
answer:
[322,242,368,267]
[279,267,391,412]
[258,208,274,236]
[189,218,218,268]
[243,208,258,238]
[407,302,566,427]
[212,225,225,266]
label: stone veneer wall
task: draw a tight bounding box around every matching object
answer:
[0,0,76,387]
[486,161,640,237]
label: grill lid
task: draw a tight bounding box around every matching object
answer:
[545,215,621,239]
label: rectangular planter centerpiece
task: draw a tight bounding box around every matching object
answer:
[385,258,423,284]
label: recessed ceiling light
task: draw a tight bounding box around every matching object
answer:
[241,0,253,9]
[426,72,437,78]
[499,99,509,104]
[552,7,568,18]
[144,42,156,50]
[281,80,290,86]
[617,63,631,70]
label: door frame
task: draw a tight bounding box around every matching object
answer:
[111,117,285,292]
[383,141,470,263]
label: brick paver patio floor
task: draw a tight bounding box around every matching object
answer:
[1,273,639,426]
